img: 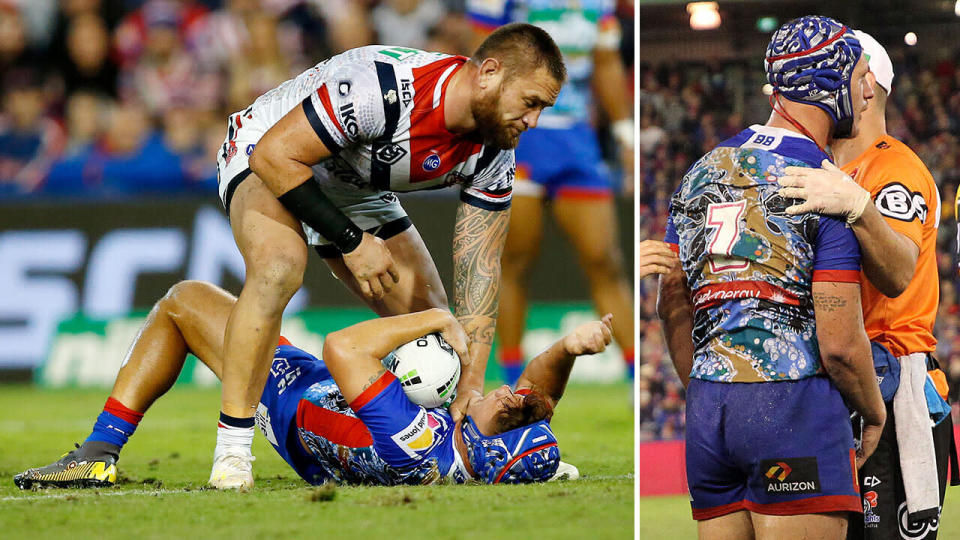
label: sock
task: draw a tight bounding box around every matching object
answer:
[623,347,635,381]
[500,346,525,387]
[216,412,255,455]
[86,397,143,452]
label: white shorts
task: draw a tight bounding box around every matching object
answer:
[215,111,409,251]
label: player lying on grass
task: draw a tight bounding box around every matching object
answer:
[15,280,612,489]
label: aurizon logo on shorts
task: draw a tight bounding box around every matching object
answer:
[759,457,821,494]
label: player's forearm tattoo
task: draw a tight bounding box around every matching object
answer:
[452,203,510,346]
[812,292,847,312]
[359,367,387,392]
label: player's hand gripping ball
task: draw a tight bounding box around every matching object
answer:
[382,333,461,408]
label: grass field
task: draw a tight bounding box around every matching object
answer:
[638,492,960,539]
[0,383,633,539]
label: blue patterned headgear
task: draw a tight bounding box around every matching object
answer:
[765,16,863,138]
[461,415,560,484]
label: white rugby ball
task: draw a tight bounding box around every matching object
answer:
[382,333,461,408]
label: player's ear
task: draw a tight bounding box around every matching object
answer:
[477,57,504,89]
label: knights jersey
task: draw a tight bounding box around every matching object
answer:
[466,0,621,129]
[233,45,515,211]
[665,125,862,383]
[257,340,470,486]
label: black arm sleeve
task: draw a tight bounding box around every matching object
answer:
[277,179,363,253]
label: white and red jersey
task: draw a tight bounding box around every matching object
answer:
[229,45,515,211]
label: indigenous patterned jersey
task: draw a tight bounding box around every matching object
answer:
[665,125,861,383]
[231,45,515,211]
[842,135,940,357]
[466,0,620,129]
[257,340,470,486]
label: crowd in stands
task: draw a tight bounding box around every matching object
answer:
[0,0,632,199]
[638,46,960,441]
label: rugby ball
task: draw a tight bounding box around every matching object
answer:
[382,333,461,408]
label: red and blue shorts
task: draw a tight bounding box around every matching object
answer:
[686,376,862,520]
[514,123,613,200]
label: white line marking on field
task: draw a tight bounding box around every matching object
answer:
[1,488,197,502]
[2,474,634,501]
[580,474,634,481]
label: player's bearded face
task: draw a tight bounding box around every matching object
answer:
[472,82,521,150]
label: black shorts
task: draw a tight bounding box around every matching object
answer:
[847,398,955,539]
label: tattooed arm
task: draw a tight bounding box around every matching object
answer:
[448,201,511,420]
[812,280,885,467]
[322,308,468,405]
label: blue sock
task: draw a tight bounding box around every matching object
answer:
[625,362,635,381]
[86,410,138,449]
[504,364,524,387]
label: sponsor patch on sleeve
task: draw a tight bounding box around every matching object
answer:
[874,182,928,223]
[390,409,441,459]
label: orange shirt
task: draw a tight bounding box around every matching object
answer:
[841,135,940,357]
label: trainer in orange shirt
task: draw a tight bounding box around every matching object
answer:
[778,31,953,540]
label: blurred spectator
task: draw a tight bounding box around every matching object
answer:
[0,5,37,74]
[117,2,220,117]
[62,90,108,154]
[307,0,372,54]
[637,108,666,156]
[371,0,447,50]
[423,15,474,56]
[0,69,64,194]
[59,12,118,97]
[113,0,208,68]
[45,101,188,196]
[225,14,289,111]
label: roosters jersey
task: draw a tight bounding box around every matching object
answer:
[665,125,861,383]
[224,46,515,211]
[842,135,940,357]
[257,340,470,486]
[466,0,621,129]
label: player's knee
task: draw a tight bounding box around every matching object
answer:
[247,249,306,299]
[580,246,625,281]
[158,280,210,317]
[501,248,537,278]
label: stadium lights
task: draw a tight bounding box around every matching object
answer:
[904,31,918,46]
[956,0,960,17]
[756,16,778,33]
[687,2,721,31]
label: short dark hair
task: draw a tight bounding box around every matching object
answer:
[493,391,553,434]
[471,23,566,83]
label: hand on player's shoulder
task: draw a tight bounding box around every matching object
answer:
[638,240,679,279]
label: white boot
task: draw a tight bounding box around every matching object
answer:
[209,449,255,490]
[548,460,580,482]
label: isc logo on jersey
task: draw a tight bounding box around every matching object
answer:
[391,409,443,459]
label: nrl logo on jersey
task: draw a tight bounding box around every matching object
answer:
[375,143,407,165]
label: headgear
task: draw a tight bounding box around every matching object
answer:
[765,16,863,138]
[461,416,560,484]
